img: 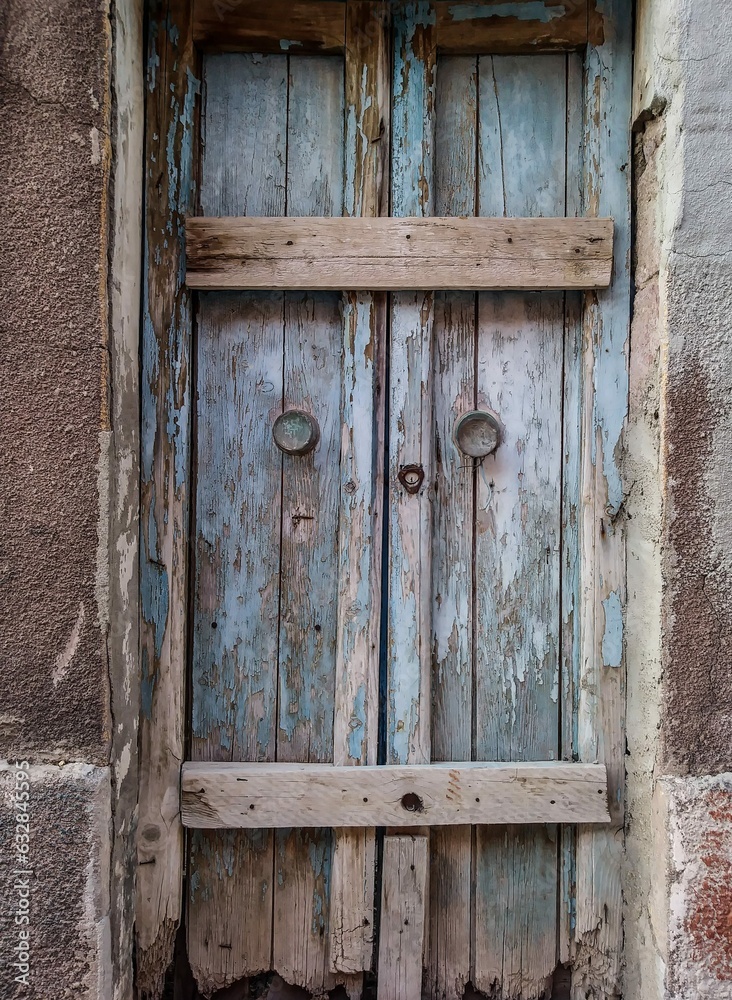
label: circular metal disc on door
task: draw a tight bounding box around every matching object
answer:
[272,409,320,456]
[453,409,502,459]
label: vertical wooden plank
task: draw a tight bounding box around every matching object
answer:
[559,51,585,967]
[271,54,350,997]
[386,0,436,771]
[473,54,567,999]
[381,4,436,993]
[331,0,391,977]
[378,835,429,1000]
[137,2,199,994]
[428,54,476,1000]
[188,52,287,994]
[573,3,631,996]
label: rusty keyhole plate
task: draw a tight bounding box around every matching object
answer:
[398,464,424,495]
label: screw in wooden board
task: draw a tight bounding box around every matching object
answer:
[400,791,424,813]
[272,408,320,456]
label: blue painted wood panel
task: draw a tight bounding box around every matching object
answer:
[188,52,287,993]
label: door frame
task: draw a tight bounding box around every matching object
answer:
[136,3,632,996]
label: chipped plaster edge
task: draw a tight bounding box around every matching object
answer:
[624,2,679,997]
[106,0,144,997]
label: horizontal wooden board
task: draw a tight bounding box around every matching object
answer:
[186,216,614,290]
[181,761,610,828]
[193,1,346,53]
[192,1,598,54]
[436,1,593,54]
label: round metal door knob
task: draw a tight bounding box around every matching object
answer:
[453,409,503,459]
[272,409,320,456]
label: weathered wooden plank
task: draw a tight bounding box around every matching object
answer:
[182,762,610,827]
[331,0,391,977]
[378,835,429,1000]
[428,54,477,1000]
[572,4,631,996]
[192,0,600,55]
[386,0,436,770]
[381,8,437,992]
[559,50,584,967]
[271,55,350,998]
[187,53,288,995]
[435,0,594,54]
[137,2,200,994]
[473,54,567,999]
[193,0,346,53]
[186,216,614,290]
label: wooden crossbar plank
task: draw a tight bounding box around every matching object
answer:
[192,1,600,55]
[435,0,594,54]
[192,0,346,53]
[181,762,610,829]
[185,217,614,290]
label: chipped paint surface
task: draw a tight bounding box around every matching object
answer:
[602,591,623,668]
[137,1,200,994]
[388,2,436,769]
[446,2,566,23]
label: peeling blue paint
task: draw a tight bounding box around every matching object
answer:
[347,684,367,761]
[601,591,623,668]
[447,2,565,22]
[279,39,303,50]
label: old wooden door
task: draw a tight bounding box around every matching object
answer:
[139,3,631,999]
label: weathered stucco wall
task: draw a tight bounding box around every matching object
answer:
[626,0,732,997]
[0,0,141,997]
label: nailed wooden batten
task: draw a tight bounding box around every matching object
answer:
[186,216,614,290]
[191,0,600,55]
[192,0,346,53]
[181,761,611,829]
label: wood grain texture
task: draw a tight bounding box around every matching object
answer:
[137,2,199,994]
[378,836,429,1000]
[428,54,477,1000]
[271,56,352,998]
[185,216,614,290]
[559,50,584,965]
[473,54,567,999]
[331,1,391,976]
[193,0,346,53]
[435,0,593,53]
[572,3,631,996]
[381,9,437,991]
[182,762,610,828]
[188,52,287,994]
[192,0,601,55]
[386,0,436,771]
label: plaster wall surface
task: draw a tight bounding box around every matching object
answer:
[0,0,141,997]
[626,1,732,997]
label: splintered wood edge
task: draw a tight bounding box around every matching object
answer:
[185,216,614,291]
[181,762,611,829]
